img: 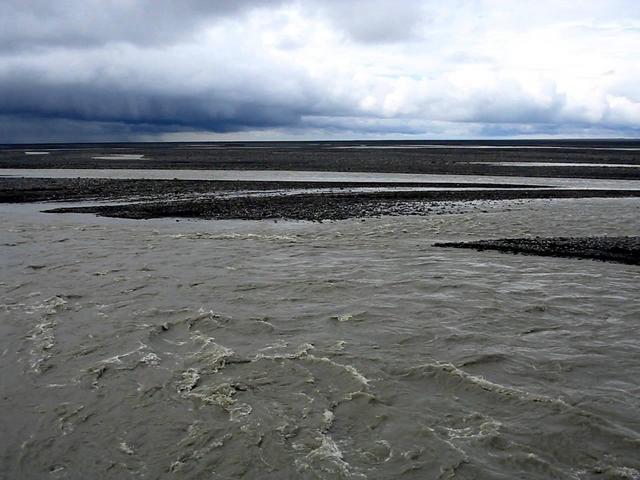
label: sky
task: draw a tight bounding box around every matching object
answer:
[1,0,640,142]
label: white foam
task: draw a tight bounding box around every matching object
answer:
[190,334,234,372]
[26,319,56,373]
[98,342,147,365]
[24,151,50,155]
[606,466,640,479]
[327,340,347,353]
[299,434,364,478]
[187,382,252,421]
[26,295,68,316]
[169,232,298,242]
[321,409,335,432]
[257,340,288,352]
[411,362,570,408]
[254,342,314,361]
[118,442,135,455]
[309,355,371,387]
[139,352,161,366]
[177,368,200,394]
[228,402,253,422]
[442,419,502,441]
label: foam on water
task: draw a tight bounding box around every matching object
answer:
[26,319,57,373]
[19,295,71,373]
[321,358,371,387]
[187,382,253,422]
[254,342,315,361]
[301,434,362,479]
[118,442,135,456]
[176,368,200,395]
[168,232,299,242]
[406,361,571,408]
[139,352,161,366]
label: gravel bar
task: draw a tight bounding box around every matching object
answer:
[435,236,640,265]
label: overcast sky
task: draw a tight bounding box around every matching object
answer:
[1,0,639,142]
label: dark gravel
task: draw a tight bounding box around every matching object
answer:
[434,236,640,265]
[0,177,546,203]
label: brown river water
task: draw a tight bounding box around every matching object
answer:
[1,197,639,479]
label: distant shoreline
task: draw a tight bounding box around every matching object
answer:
[2,142,640,180]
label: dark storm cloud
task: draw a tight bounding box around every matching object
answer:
[0,0,284,52]
[0,76,311,132]
[0,114,167,143]
[0,70,568,142]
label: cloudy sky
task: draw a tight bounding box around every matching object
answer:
[1,0,640,142]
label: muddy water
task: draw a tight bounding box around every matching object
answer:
[1,198,639,479]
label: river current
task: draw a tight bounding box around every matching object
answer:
[1,198,639,479]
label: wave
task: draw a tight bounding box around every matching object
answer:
[405,361,570,409]
[168,232,299,242]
